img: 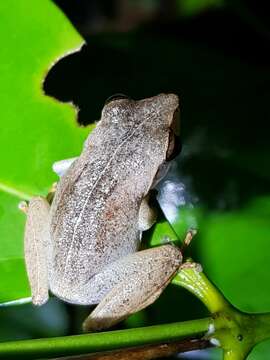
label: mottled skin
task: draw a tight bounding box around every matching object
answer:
[24,94,182,331]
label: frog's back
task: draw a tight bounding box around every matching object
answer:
[48,94,179,299]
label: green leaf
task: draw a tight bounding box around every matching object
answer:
[249,339,270,360]
[149,218,179,247]
[0,0,90,303]
[197,196,270,312]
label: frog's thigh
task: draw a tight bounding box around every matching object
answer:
[24,197,50,306]
[83,244,182,331]
[138,196,157,231]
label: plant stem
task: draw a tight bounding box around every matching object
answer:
[172,262,230,314]
[0,318,212,359]
[172,263,270,360]
[57,338,212,360]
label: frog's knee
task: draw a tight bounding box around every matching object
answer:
[138,196,157,231]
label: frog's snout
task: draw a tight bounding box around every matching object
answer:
[158,93,179,109]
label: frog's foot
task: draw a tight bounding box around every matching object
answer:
[179,260,203,273]
[24,196,51,306]
[52,157,78,177]
[82,244,182,332]
[138,195,157,231]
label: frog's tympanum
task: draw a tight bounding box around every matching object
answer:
[23,94,183,331]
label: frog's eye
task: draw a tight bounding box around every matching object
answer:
[171,107,180,136]
[104,94,130,105]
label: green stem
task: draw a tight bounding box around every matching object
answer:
[172,262,230,314]
[0,318,211,359]
[172,263,270,360]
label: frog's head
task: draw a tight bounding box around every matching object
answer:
[139,93,180,133]
[102,93,179,130]
[102,93,180,160]
[140,93,181,161]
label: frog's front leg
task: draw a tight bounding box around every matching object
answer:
[82,244,182,331]
[23,197,51,305]
[138,195,157,231]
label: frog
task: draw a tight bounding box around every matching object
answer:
[23,93,184,331]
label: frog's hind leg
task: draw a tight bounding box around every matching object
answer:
[23,197,50,306]
[82,244,182,331]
